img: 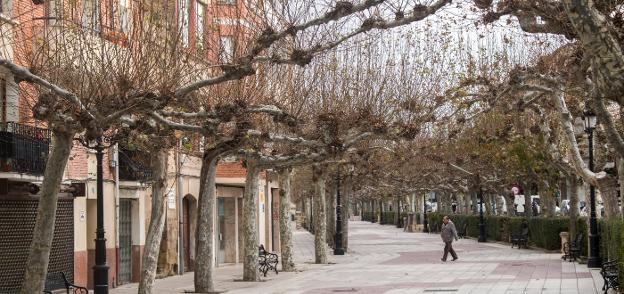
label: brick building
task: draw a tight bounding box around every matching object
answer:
[0,0,282,291]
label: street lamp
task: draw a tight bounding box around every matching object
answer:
[334,167,345,255]
[422,193,429,233]
[583,107,601,268]
[88,138,109,293]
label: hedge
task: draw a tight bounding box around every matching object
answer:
[362,211,420,228]
[426,213,588,251]
[599,218,624,284]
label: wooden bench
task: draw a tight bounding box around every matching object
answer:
[562,232,584,262]
[600,260,619,294]
[43,272,88,294]
[510,227,529,249]
[258,244,279,277]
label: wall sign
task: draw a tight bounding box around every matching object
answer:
[167,191,176,209]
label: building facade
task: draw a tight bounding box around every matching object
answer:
[0,0,279,291]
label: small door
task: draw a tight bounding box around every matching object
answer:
[271,188,280,252]
[118,199,133,285]
[183,196,193,271]
[217,198,226,263]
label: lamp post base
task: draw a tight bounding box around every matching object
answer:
[333,248,345,255]
[334,232,345,255]
[587,257,602,268]
[93,264,109,294]
[587,233,601,268]
[478,223,486,242]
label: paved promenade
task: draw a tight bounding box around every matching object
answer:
[112,221,605,294]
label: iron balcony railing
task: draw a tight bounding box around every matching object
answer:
[0,122,51,175]
[118,148,153,182]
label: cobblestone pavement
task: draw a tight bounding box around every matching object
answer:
[112,221,605,294]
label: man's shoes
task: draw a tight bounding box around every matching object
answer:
[452,257,458,261]
[441,258,446,262]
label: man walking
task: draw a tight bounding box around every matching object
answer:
[440,215,458,262]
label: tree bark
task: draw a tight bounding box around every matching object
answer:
[242,162,260,281]
[484,193,493,216]
[194,150,219,292]
[393,196,400,226]
[503,193,515,216]
[563,0,624,105]
[312,165,327,264]
[342,174,351,250]
[20,130,74,294]
[278,168,295,272]
[568,176,579,238]
[139,149,168,294]
[597,178,619,218]
[326,182,335,248]
[522,181,532,218]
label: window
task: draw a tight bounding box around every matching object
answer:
[119,0,130,33]
[219,36,235,63]
[178,0,189,47]
[82,0,100,31]
[0,79,5,124]
[0,0,7,14]
[217,0,236,5]
[196,2,205,49]
[48,0,63,25]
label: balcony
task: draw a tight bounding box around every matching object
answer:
[0,122,51,176]
[118,148,153,182]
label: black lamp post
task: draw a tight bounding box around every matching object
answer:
[92,139,109,293]
[477,186,486,242]
[584,108,601,268]
[334,167,345,255]
[422,193,429,233]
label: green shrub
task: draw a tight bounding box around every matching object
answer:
[599,218,624,283]
[527,217,570,250]
[380,212,396,225]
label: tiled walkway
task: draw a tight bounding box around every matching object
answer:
[112,221,606,294]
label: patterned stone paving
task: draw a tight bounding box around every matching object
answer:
[112,221,606,294]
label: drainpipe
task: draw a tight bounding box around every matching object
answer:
[177,142,185,274]
[114,144,120,287]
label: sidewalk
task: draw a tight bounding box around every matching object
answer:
[111,221,606,294]
[110,229,331,293]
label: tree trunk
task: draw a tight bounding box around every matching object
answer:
[312,165,327,264]
[503,193,514,216]
[494,195,502,215]
[20,130,74,294]
[484,194,493,216]
[243,162,260,281]
[278,168,295,272]
[568,176,579,238]
[194,150,219,292]
[326,182,335,248]
[138,149,168,294]
[393,196,400,226]
[471,192,478,214]
[597,177,620,218]
[342,174,351,251]
[539,182,556,218]
[462,194,469,214]
[523,181,532,218]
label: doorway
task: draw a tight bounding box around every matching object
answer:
[118,199,133,284]
[182,195,196,271]
[217,197,226,263]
